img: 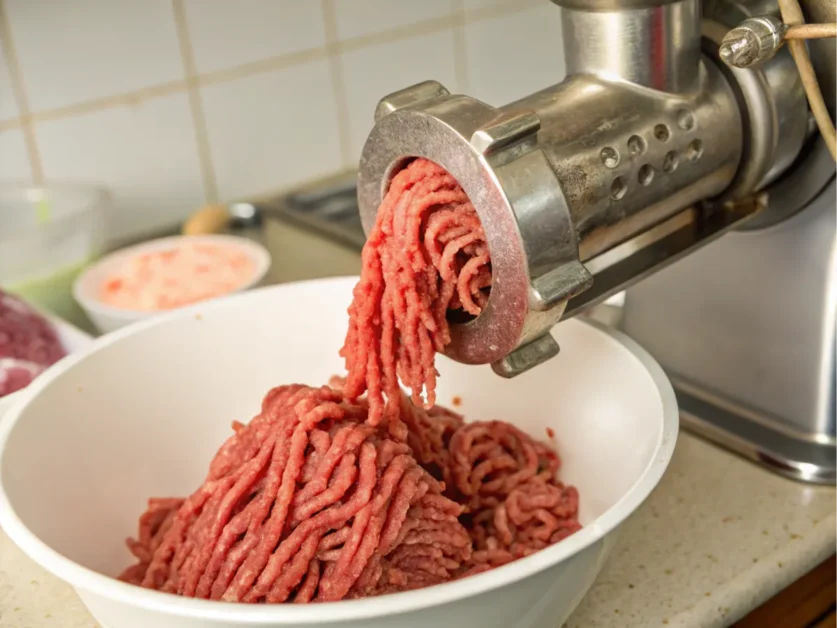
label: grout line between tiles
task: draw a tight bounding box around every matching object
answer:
[26,81,188,125]
[2,1,543,133]
[336,14,453,54]
[172,0,219,204]
[465,0,543,21]
[321,0,353,168]
[0,0,43,183]
[0,116,23,132]
[452,0,469,94]
[197,46,329,88]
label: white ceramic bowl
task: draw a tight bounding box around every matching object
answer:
[73,234,271,334]
[0,276,678,628]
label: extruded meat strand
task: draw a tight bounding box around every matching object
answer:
[341,158,491,433]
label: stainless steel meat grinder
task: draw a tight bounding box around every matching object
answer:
[356,0,837,483]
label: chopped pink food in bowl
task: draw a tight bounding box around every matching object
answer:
[99,242,257,311]
[73,235,271,333]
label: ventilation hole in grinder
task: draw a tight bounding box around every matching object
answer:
[677,110,695,131]
[611,176,628,200]
[687,139,704,161]
[663,151,679,173]
[654,124,670,142]
[638,164,655,186]
[628,135,647,156]
[600,146,620,168]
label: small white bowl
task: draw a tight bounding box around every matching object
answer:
[73,234,271,334]
[0,276,678,628]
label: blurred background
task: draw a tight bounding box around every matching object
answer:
[0,0,563,244]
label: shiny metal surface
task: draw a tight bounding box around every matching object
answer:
[676,381,836,484]
[718,15,786,67]
[622,179,836,482]
[716,0,837,230]
[564,198,762,317]
[505,63,743,258]
[560,0,702,92]
[704,20,808,198]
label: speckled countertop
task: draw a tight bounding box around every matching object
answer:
[1,432,833,628]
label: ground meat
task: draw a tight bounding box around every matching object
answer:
[120,384,472,602]
[0,290,66,397]
[121,159,581,603]
[447,421,581,573]
[341,158,491,433]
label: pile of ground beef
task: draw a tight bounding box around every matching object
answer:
[120,158,580,602]
[0,290,66,397]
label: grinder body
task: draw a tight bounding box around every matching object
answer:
[358,0,816,374]
[357,0,836,480]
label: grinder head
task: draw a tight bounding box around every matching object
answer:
[357,81,593,376]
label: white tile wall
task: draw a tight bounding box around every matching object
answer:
[341,29,459,160]
[0,128,32,182]
[35,92,205,239]
[463,0,523,13]
[465,4,564,107]
[201,59,342,201]
[5,0,184,113]
[183,0,326,75]
[0,45,19,121]
[1,0,566,241]
[332,0,453,41]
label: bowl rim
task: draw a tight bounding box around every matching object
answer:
[0,276,679,624]
[71,233,272,320]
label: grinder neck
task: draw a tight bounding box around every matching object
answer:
[555,0,702,94]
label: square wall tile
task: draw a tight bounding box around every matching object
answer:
[5,0,183,112]
[341,29,459,161]
[465,4,564,107]
[35,92,205,240]
[183,0,326,75]
[0,46,20,121]
[333,0,453,41]
[201,59,342,201]
[463,0,524,13]
[0,128,33,182]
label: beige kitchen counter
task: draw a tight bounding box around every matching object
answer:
[1,432,833,628]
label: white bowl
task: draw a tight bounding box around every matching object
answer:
[0,276,678,628]
[73,234,271,334]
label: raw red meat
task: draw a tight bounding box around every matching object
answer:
[0,290,66,397]
[120,385,472,601]
[341,158,491,433]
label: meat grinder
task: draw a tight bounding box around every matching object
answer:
[356,0,836,483]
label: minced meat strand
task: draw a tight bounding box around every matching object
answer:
[341,158,491,432]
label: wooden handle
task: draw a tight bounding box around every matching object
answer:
[182,205,230,235]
